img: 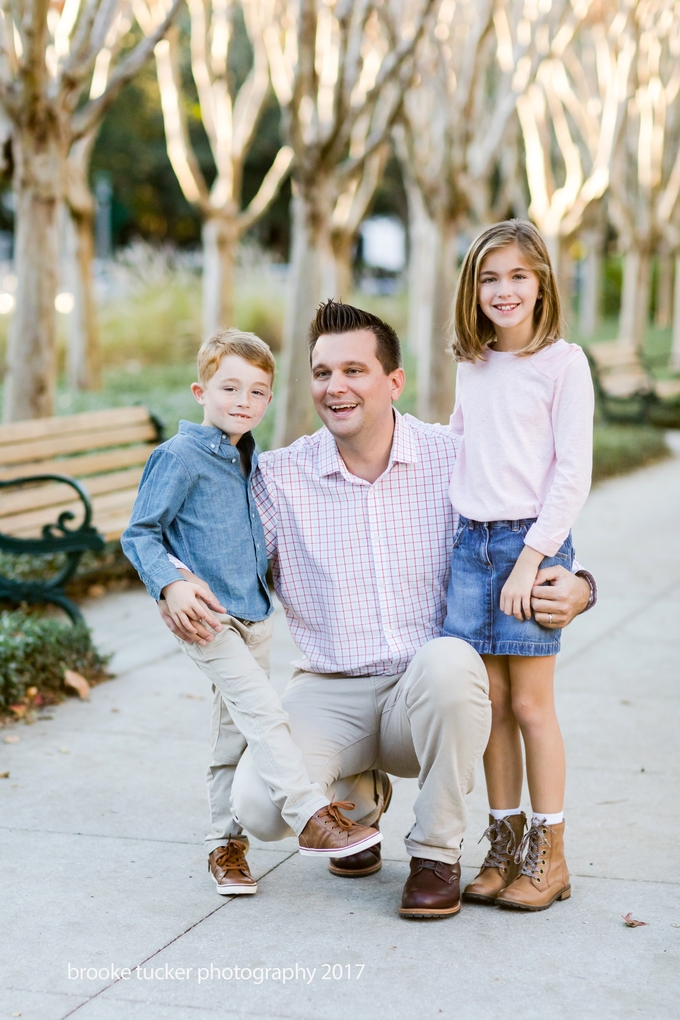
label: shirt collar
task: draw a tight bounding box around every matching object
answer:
[178,419,250,455]
[317,409,418,479]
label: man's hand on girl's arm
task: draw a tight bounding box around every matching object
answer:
[530,567,591,629]
[159,571,225,644]
[500,546,544,621]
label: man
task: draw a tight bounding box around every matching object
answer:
[162,300,594,918]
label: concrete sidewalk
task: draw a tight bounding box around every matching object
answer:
[2,444,680,1020]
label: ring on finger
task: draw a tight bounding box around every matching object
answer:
[548,613,553,625]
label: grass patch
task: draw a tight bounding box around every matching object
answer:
[0,611,112,718]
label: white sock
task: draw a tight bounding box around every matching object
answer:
[490,807,522,821]
[531,811,564,826]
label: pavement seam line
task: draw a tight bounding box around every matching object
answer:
[56,851,298,1020]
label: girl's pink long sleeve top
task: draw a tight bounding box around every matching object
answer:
[448,339,594,558]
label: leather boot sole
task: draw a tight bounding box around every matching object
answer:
[462,889,500,905]
[399,902,461,919]
[497,884,571,911]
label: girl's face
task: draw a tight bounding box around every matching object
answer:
[477,243,541,348]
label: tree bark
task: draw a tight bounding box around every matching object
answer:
[416,217,457,424]
[617,247,651,350]
[671,253,680,371]
[655,252,674,330]
[202,215,239,338]
[63,204,101,391]
[328,230,355,303]
[3,124,64,421]
[273,190,329,447]
[578,231,602,339]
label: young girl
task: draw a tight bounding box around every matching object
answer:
[443,220,594,911]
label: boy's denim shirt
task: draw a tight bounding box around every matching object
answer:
[121,420,272,621]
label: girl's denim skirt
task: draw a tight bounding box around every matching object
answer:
[442,516,574,657]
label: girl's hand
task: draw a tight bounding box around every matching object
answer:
[500,546,544,621]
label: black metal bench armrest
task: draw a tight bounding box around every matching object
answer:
[0,473,105,624]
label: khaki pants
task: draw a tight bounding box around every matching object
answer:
[231,637,491,865]
[178,614,328,852]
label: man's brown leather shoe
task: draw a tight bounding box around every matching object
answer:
[399,857,461,918]
[208,840,257,895]
[298,800,382,858]
[328,771,392,877]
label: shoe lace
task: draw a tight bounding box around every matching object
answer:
[515,823,551,879]
[213,840,248,874]
[479,818,520,870]
[319,800,356,832]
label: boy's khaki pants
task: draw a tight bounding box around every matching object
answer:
[230,636,492,865]
[178,614,328,852]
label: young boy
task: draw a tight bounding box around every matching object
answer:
[122,330,381,895]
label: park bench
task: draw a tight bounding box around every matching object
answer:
[585,341,680,427]
[0,406,163,622]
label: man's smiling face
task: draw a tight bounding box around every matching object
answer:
[310,329,405,442]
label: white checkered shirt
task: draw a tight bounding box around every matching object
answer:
[255,412,458,676]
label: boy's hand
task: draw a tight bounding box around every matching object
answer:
[500,546,544,621]
[160,580,226,642]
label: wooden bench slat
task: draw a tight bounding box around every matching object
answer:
[0,406,151,447]
[2,487,140,538]
[0,422,158,467]
[0,443,157,482]
[96,512,142,542]
[0,468,145,518]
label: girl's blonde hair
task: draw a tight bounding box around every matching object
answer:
[450,220,563,362]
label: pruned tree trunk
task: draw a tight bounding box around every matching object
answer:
[579,230,603,339]
[618,247,651,350]
[671,253,680,370]
[273,191,329,446]
[3,125,64,421]
[202,215,239,338]
[63,203,101,391]
[328,230,355,302]
[655,252,674,329]
[410,205,457,424]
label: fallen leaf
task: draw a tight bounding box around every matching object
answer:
[9,704,27,718]
[88,584,106,598]
[3,735,20,744]
[671,923,680,929]
[180,693,205,701]
[622,913,648,927]
[59,748,70,754]
[64,669,90,700]
[0,771,9,779]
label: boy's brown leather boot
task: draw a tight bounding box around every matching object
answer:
[496,819,571,911]
[462,812,526,904]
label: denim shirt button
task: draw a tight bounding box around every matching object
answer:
[210,443,215,448]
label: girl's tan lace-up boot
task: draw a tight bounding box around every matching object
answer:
[462,812,527,904]
[496,819,571,910]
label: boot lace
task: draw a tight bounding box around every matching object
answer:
[318,800,356,832]
[480,817,520,870]
[515,823,551,880]
[213,840,248,875]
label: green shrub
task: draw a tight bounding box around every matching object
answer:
[0,612,112,714]
[592,424,670,483]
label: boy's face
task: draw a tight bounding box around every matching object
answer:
[191,354,273,443]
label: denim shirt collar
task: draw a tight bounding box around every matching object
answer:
[177,420,256,467]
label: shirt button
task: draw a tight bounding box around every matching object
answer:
[210,443,215,448]
[232,457,236,462]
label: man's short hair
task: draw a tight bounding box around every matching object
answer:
[197,329,276,385]
[308,299,402,375]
